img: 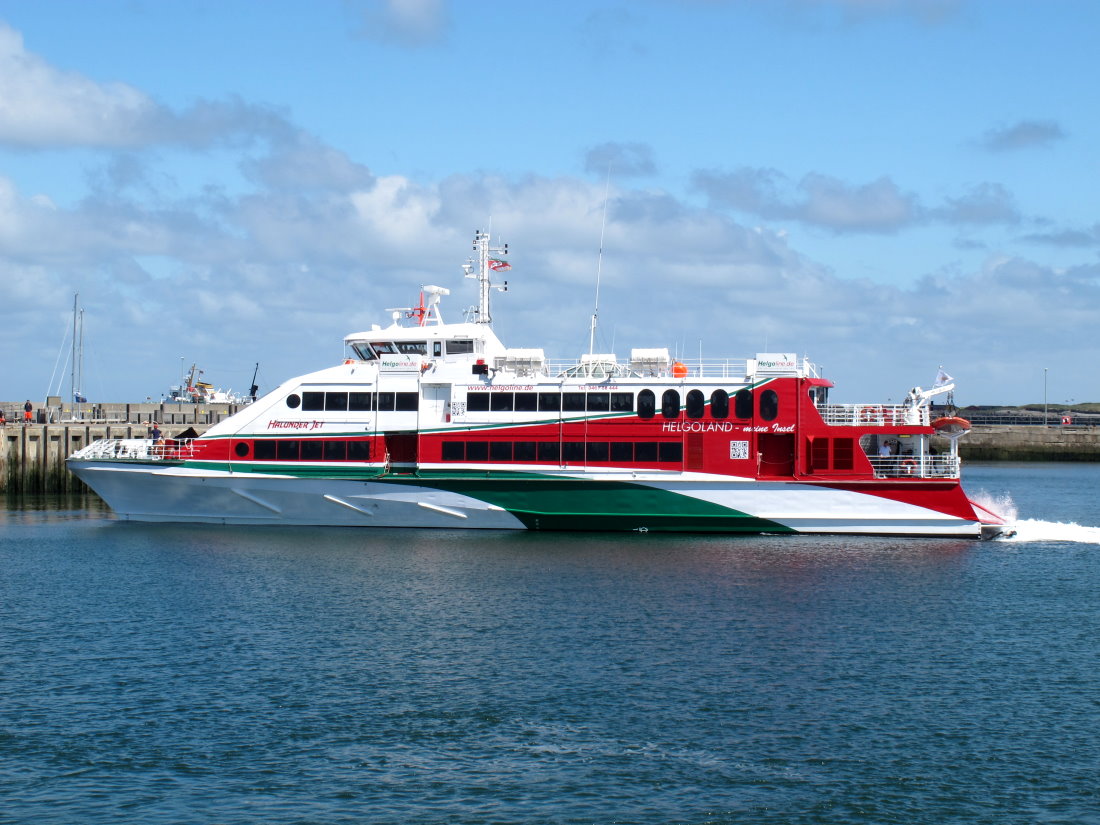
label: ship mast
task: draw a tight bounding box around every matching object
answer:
[462,228,509,325]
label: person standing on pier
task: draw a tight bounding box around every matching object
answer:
[23,400,32,423]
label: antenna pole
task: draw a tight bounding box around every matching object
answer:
[465,228,509,325]
[589,167,611,355]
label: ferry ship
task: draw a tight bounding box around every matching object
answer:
[68,230,1013,538]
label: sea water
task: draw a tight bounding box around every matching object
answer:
[1,463,1099,824]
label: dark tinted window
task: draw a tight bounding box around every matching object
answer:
[659,442,683,463]
[490,393,514,412]
[562,442,585,462]
[515,393,538,412]
[466,441,488,461]
[586,393,610,412]
[514,441,537,461]
[711,389,729,419]
[376,392,395,411]
[610,442,633,462]
[537,442,560,462]
[303,392,324,412]
[397,341,426,354]
[638,390,655,419]
[442,441,464,461]
[538,392,560,412]
[254,440,276,460]
[610,393,634,412]
[635,442,658,462]
[447,340,474,354]
[234,441,250,458]
[586,442,609,462]
[562,393,585,412]
[349,392,372,411]
[467,393,489,412]
[324,441,347,461]
[760,389,779,421]
[490,442,512,461]
[286,394,301,409]
[734,389,753,419]
[686,390,705,419]
[662,390,681,419]
[326,392,348,411]
[348,441,371,461]
[277,440,299,461]
[396,392,419,411]
[300,440,323,460]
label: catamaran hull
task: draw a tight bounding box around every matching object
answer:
[68,459,994,537]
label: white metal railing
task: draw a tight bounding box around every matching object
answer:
[69,438,195,461]
[869,455,960,479]
[818,404,929,427]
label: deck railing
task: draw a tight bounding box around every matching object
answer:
[818,404,929,427]
[870,455,959,479]
[70,438,195,461]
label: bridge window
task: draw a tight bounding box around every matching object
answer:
[447,340,474,355]
[396,341,426,354]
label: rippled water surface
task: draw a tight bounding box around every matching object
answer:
[2,464,1099,824]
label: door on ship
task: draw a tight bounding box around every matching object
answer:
[758,433,795,477]
[384,431,418,472]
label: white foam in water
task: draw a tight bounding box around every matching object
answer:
[969,489,1100,544]
[998,519,1100,544]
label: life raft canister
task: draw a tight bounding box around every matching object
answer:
[931,416,971,436]
[671,361,688,378]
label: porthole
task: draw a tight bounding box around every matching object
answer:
[234,441,250,458]
[286,393,301,409]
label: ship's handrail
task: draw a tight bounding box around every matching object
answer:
[870,455,960,479]
[531,358,820,381]
[818,404,929,427]
[69,437,195,461]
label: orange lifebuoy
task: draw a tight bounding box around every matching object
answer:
[901,458,918,475]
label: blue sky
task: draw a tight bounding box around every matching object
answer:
[0,0,1096,405]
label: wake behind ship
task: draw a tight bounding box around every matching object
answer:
[68,230,1013,539]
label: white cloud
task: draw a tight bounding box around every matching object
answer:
[356,0,449,47]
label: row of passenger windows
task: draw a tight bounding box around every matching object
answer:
[282,387,779,421]
[441,440,683,463]
[349,339,474,360]
[286,391,420,412]
[235,439,372,461]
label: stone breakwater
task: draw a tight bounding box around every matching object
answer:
[945,424,1100,462]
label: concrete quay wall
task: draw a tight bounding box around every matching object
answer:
[949,425,1100,462]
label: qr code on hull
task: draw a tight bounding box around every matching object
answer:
[729,440,749,460]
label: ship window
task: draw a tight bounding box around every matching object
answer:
[586,393,610,412]
[760,389,779,421]
[442,441,464,461]
[301,440,323,461]
[277,440,300,461]
[635,442,658,462]
[324,441,347,461]
[447,340,474,355]
[255,440,276,460]
[491,393,514,412]
[350,343,376,361]
[466,441,489,461]
[734,389,753,420]
[562,393,585,412]
[710,390,729,419]
[638,390,655,419]
[537,442,560,462]
[659,442,683,463]
[467,393,490,412]
[372,342,396,354]
[515,393,538,412]
[375,392,396,411]
[396,392,419,411]
[514,441,537,461]
[397,341,427,355]
[286,394,301,409]
[611,442,633,462]
[610,393,634,412]
[562,442,585,462]
[433,341,442,357]
[326,392,349,411]
[686,390,705,419]
[234,441,250,458]
[349,392,372,412]
[538,392,561,411]
[490,442,512,461]
[833,438,854,470]
[303,392,325,412]
[662,390,681,419]
[586,442,609,462]
[348,441,371,461]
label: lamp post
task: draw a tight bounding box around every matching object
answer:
[1044,367,1048,427]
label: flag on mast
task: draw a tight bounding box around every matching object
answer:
[488,258,511,271]
[933,366,953,387]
